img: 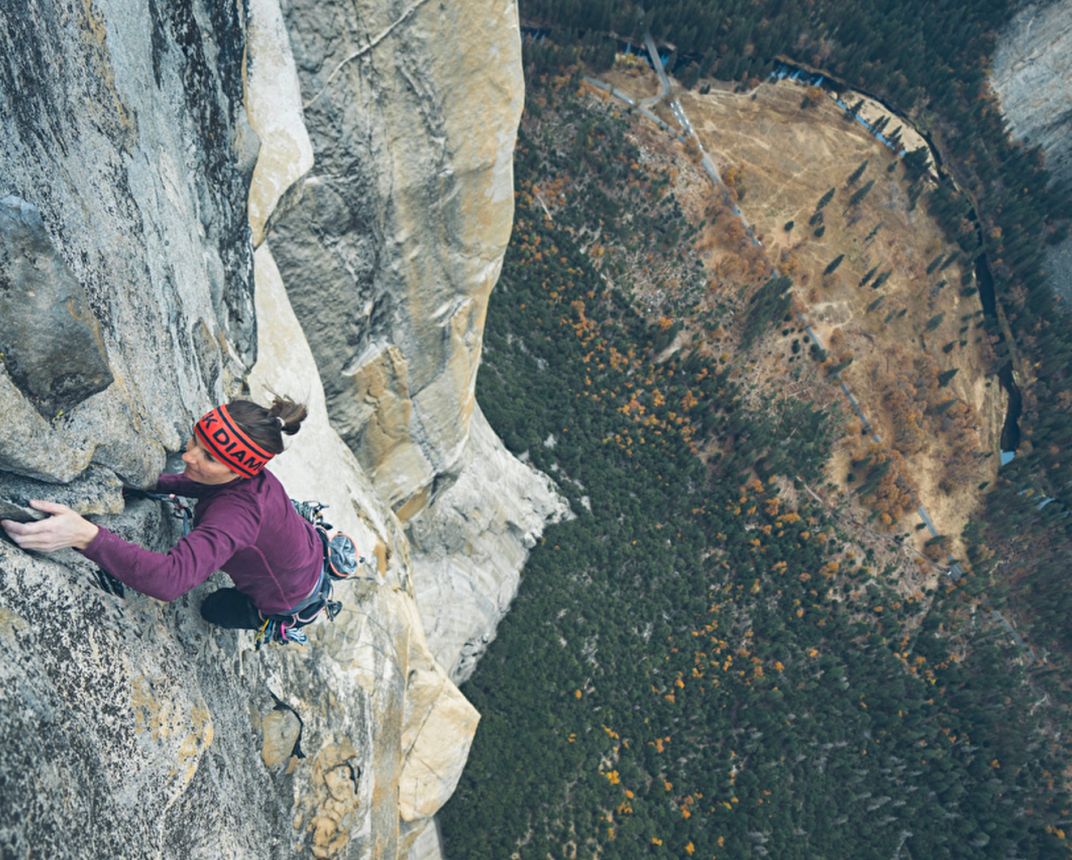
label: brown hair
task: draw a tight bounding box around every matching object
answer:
[226,395,308,456]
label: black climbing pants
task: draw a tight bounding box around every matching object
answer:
[199,588,261,630]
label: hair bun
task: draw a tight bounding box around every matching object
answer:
[268,395,308,436]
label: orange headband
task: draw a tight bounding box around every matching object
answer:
[194,404,274,478]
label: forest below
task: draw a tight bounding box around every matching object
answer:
[438,54,1069,855]
[518,0,1072,657]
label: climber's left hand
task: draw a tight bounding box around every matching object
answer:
[0,500,100,552]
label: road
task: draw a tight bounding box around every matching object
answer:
[581,77,678,136]
[644,33,670,96]
[641,35,759,246]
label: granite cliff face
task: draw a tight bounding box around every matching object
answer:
[269,0,526,515]
[0,1,549,857]
[991,0,1072,299]
[407,410,570,684]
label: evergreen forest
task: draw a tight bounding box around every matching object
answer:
[437,1,1072,849]
[438,56,1069,855]
[518,0,1072,668]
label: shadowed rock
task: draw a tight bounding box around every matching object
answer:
[0,196,112,418]
[0,465,124,524]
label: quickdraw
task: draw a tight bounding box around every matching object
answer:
[255,617,310,648]
[141,491,194,536]
[291,498,331,530]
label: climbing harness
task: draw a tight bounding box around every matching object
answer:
[252,499,367,649]
[254,563,342,649]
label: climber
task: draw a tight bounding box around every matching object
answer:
[0,397,339,644]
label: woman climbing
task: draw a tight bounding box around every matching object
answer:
[1,397,341,643]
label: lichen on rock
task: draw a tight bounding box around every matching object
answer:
[1,0,546,858]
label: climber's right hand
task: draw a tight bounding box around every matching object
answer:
[1,500,100,552]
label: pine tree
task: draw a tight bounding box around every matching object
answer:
[849,179,875,207]
[903,147,930,179]
[938,368,959,387]
[847,160,870,186]
[924,313,945,332]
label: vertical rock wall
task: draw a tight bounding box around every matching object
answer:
[0,4,281,855]
[0,0,255,492]
[268,0,526,514]
[0,1,549,858]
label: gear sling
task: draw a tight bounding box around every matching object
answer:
[254,500,363,648]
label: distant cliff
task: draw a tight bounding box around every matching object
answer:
[0,1,550,858]
[991,0,1072,299]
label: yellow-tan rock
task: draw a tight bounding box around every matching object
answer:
[0,2,542,859]
[267,0,525,514]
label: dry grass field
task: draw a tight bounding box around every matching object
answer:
[591,61,1007,566]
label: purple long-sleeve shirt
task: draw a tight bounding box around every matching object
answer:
[80,469,323,615]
